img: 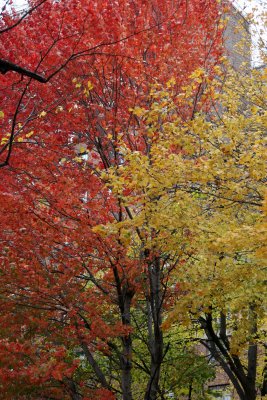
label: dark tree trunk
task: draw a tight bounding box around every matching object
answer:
[246,305,258,400]
[121,292,134,400]
[64,378,83,400]
[188,382,193,400]
[112,262,134,400]
[144,257,164,400]
[199,309,258,400]
[80,341,112,390]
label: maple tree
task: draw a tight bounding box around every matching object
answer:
[1,1,265,400]
[159,63,266,400]
[91,55,265,399]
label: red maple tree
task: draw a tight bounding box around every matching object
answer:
[0,0,224,398]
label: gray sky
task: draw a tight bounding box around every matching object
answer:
[235,0,266,64]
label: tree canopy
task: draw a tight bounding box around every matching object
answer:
[0,1,266,399]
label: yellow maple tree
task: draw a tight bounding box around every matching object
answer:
[95,61,266,399]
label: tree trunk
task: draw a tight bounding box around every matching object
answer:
[121,292,133,400]
[65,378,83,400]
[200,311,258,400]
[144,257,164,400]
[188,382,193,400]
[245,304,258,400]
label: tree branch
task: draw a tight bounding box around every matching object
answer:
[0,58,46,82]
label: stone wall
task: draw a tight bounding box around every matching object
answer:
[224,4,251,70]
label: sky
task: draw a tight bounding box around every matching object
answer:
[235,0,266,64]
[235,0,267,10]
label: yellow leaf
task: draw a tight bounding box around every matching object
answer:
[0,111,4,119]
[87,81,94,90]
[0,137,8,145]
[131,107,145,117]
[166,77,176,88]
[39,111,47,118]
[25,131,34,138]
[73,156,83,163]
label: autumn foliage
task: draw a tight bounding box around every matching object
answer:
[0,0,266,399]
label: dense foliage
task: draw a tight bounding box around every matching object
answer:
[0,1,266,399]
